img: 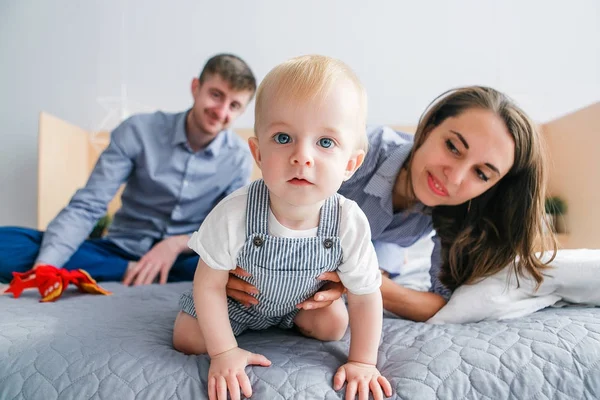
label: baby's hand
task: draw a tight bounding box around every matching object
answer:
[208,347,271,400]
[334,361,392,400]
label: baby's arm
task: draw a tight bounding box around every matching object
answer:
[193,260,237,354]
[333,292,392,399]
[330,198,393,397]
[193,261,271,399]
[346,291,382,365]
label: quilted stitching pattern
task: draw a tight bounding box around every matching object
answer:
[1,283,600,399]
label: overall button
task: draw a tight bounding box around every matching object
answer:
[253,236,264,247]
[323,239,333,249]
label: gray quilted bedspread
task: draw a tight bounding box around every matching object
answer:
[1,282,600,399]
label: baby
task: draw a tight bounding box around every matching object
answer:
[173,55,392,400]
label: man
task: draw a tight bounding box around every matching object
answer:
[0,54,256,286]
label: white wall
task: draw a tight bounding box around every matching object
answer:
[1,0,598,227]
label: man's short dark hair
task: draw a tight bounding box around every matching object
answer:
[199,54,257,95]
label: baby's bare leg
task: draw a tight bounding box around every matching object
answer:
[294,298,349,341]
[172,311,207,355]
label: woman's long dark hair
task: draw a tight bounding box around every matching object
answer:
[404,86,557,291]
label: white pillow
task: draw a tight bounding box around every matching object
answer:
[427,249,600,324]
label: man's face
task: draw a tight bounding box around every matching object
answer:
[188,74,253,139]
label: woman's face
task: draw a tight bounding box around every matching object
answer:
[411,108,516,207]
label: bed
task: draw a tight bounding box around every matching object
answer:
[2,282,600,400]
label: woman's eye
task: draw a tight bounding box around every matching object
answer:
[318,138,335,148]
[274,133,291,144]
[445,139,459,155]
[476,169,489,182]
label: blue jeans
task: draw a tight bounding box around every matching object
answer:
[0,226,199,283]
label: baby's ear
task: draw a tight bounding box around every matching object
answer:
[248,136,262,167]
[344,149,365,181]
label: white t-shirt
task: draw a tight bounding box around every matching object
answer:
[188,185,381,295]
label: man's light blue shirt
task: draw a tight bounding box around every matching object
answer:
[339,126,451,299]
[38,110,253,267]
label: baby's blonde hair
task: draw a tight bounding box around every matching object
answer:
[254,55,368,152]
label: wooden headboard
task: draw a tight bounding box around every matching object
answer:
[40,110,598,251]
[38,112,122,230]
[542,102,600,249]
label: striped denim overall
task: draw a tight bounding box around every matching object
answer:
[180,179,343,336]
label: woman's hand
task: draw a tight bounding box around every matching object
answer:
[297,271,346,310]
[226,267,259,307]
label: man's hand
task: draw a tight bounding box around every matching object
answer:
[226,267,259,307]
[297,271,345,310]
[123,235,188,286]
[33,262,44,269]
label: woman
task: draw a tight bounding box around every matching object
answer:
[226,86,557,322]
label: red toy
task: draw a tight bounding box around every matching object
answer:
[6,265,111,302]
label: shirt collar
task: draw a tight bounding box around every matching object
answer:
[364,141,413,199]
[172,109,230,157]
[171,110,189,147]
[202,128,229,157]
[363,140,428,215]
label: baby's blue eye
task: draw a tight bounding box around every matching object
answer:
[318,138,334,148]
[274,133,291,144]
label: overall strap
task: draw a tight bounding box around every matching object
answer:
[316,194,341,237]
[245,180,270,236]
